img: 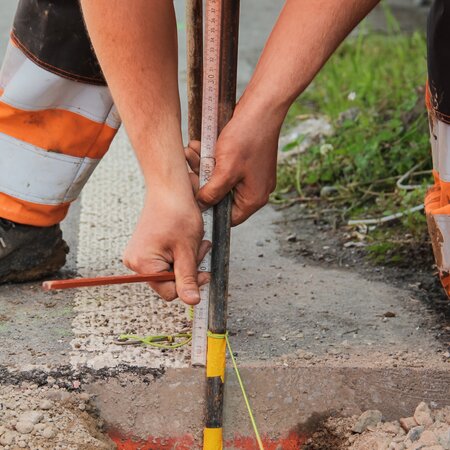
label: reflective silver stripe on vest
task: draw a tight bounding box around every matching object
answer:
[0,132,99,204]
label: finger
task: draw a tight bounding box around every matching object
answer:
[196,170,239,211]
[198,272,211,286]
[148,280,177,302]
[174,247,201,305]
[188,140,201,155]
[185,146,201,175]
[124,256,177,302]
[231,186,268,226]
[189,172,200,194]
[197,240,212,264]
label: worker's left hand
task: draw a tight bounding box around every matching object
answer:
[194,106,280,225]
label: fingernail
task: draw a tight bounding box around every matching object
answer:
[185,289,200,302]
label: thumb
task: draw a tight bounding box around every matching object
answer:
[174,247,201,305]
[196,169,238,211]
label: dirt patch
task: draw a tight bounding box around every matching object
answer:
[275,202,450,349]
[0,382,115,449]
[305,403,450,449]
[303,416,354,450]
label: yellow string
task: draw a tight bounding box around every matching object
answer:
[225,334,264,450]
[117,306,195,349]
[118,333,192,349]
[207,331,226,339]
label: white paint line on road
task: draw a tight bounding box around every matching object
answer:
[70,129,190,370]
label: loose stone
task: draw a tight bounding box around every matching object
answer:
[15,421,34,435]
[41,426,56,439]
[39,399,53,410]
[407,426,424,442]
[438,428,450,449]
[400,417,418,432]
[414,402,434,427]
[0,431,15,446]
[418,430,438,446]
[352,410,383,433]
[18,411,43,425]
[79,393,90,402]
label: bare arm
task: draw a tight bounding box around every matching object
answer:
[80,0,209,305]
[197,0,381,225]
[240,0,380,123]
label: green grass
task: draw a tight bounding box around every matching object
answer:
[275,14,431,258]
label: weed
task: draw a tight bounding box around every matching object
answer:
[276,17,432,264]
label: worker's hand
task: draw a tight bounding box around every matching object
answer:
[123,190,210,305]
[195,107,280,225]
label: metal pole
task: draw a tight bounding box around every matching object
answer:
[186,0,203,141]
[204,0,240,447]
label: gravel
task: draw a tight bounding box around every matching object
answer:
[305,402,450,450]
[0,383,115,449]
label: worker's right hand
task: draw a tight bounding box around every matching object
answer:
[122,188,210,305]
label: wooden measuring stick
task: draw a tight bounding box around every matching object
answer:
[190,0,223,367]
[186,0,210,367]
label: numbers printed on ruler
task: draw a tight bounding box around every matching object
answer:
[191,0,222,366]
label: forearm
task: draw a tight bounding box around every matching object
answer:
[80,1,191,195]
[238,0,380,123]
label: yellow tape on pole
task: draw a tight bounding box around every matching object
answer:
[203,427,223,450]
[206,334,226,382]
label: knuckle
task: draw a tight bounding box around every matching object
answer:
[180,275,197,286]
[188,140,201,152]
[129,257,146,273]
[122,256,131,269]
[149,283,176,302]
[251,195,269,210]
[199,189,217,205]
[162,293,177,302]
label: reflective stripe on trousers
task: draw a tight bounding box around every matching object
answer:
[425,0,450,298]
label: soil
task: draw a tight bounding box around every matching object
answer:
[275,201,450,350]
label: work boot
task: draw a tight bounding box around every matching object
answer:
[0,218,69,283]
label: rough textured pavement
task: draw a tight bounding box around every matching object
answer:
[0,0,448,448]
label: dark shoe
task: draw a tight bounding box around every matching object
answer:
[0,218,69,283]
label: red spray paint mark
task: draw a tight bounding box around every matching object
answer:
[109,429,308,450]
[108,430,196,450]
